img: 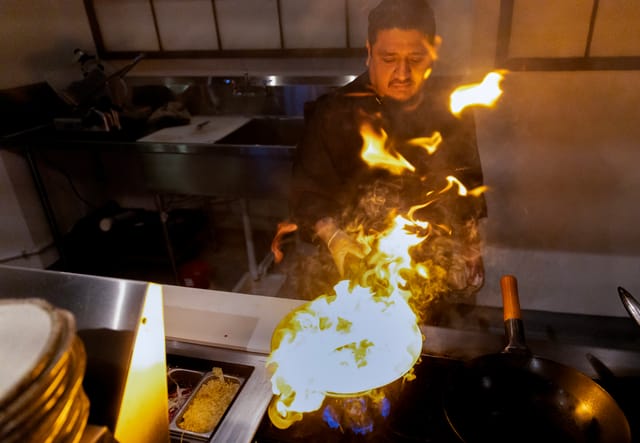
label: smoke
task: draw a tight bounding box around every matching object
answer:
[281,169,486,326]
[339,180,485,324]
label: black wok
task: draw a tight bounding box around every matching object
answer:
[443,275,631,443]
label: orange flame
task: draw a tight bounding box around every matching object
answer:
[267,180,488,429]
[360,122,415,174]
[267,77,496,430]
[450,71,506,116]
[267,214,428,429]
[407,131,442,155]
[442,175,488,197]
[271,222,298,264]
[362,213,430,289]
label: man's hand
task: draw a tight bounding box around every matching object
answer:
[326,230,365,277]
[447,250,484,296]
[315,218,364,277]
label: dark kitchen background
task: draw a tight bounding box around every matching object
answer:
[1,0,639,318]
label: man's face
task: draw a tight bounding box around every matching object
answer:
[367,28,439,103]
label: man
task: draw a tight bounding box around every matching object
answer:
[289,0,486,311]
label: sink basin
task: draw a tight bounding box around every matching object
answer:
[215,117,304,146]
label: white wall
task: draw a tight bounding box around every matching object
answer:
[475,71,640,317]
[0,152,52,267]
[0,0,95,267]
[0,1,94,89]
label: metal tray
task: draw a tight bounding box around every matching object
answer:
[169,372,243,441]
[167,369,204,422]
[166,355,253,443]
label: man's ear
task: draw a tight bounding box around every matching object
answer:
[432,35,443,57]
[366,40,372,67]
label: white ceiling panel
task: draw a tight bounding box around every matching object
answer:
[215,0,281,49]
[509,0,593,58]
[281,0,346,48]
[591,0,640,56]
[94,0,159,51]
[348,0,380,46]
[430,0,474,72]
[154,0,218,51]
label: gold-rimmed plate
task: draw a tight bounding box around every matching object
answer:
[0,299,64,410]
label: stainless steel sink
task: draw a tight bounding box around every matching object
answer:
[215,117,304,146]
[141,116,301,198]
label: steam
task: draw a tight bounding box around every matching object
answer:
[340,183,485,324]
[280,71,507,320]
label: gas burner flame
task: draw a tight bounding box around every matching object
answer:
[322,394,391,435]
[323,406,342,430]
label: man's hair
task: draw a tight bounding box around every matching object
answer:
[368,0,436,45]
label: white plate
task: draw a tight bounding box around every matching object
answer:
[0,306,88,443]
[0,299,62,408]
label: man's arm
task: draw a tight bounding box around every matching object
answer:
[290,98,345,239]
[290,97,366,275]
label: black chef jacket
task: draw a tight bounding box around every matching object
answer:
[290,72,487,242]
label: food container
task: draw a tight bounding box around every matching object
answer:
[169,372,244,441]
[167,355,253,443]
[167,369,203,422]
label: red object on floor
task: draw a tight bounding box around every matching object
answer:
[179,260,211,289]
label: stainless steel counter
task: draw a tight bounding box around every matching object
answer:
[0,264,148,331]
[0,265,275,443]
[165,326,640,443]
[0,265,164,441]
[3,265,640,442]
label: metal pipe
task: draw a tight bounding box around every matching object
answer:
[240,199,259,280]
[154,194,180,285]
[24,146,67,267]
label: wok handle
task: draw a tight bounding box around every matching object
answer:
[500,275,528,353]
[618,286,640,327]
[501,275,521,321]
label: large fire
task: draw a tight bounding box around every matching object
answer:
[267,71,505,431]
[267,213,426,429]
[267,283,422,427]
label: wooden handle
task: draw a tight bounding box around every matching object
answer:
[500,275,521,321]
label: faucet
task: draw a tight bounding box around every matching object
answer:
[230,72,249,96]
[231,72,269,97]
[206,77,221,113]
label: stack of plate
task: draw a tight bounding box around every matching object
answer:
[0,298,90,443]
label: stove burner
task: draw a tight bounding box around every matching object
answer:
[255,355,463,442]
[254,354,640,443]
[322,394,391,435]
